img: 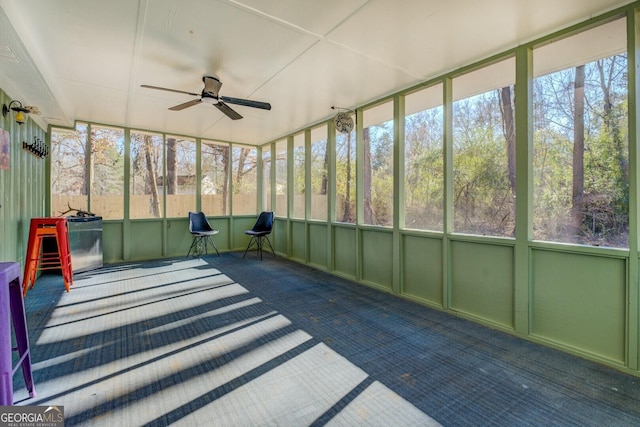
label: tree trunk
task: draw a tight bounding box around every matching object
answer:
[84,130,93,196]
[342,133,352,222]
[597,58,628,184]
[571,65,585,234]
[236,147,247,187]
[320,144,329,195]
[144,135,160,217]
[166,137,178,195]
[221,147,229,215]
[499,86,516,196]
[363,127,373,224]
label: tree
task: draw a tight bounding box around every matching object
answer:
[341,132,354,222]
[363,127,373,224]
[499,86,516,196]
[167,137,177,195]
[320,144,328,196]
[571,65,585,234]
[221,146,229,215]
[144,134,160,217]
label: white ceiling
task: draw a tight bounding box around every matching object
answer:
[0,0,634,146]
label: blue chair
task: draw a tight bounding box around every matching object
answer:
[243,212,275,260]
[187,212,220,257]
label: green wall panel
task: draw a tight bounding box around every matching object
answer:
[290,221,306,261]
[273,218,288,255]
[199,216,230,252]
[0,89,46,265]
[531,249,626,364]
[361,229,393,290]
[166,218,190,257]
[129,221,164,260]
[232,217,258,251]
[309,223,327,268]
[402,234,443,306]
[333,226,356,279]
[102,222,123,263]
[450,241,514,329]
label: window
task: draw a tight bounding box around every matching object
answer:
[50,123,89,216]
[533,19,628,247]
[165,136,196,218]
[91,125,125,220]
[275,139,287,217]
[363,101,394,227]
[452,58,516,237]
[292,133,305,219]
[130,131,163,219]
[263,145,272,212]
[231,145,257,215]
[335,115,356,223]
[202,140,229,216]
[404,84,443,231]
[310,125,328,221]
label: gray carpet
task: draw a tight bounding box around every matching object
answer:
[11,252,640,426]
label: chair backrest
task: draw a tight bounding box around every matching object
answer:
[188,211,213,233]
[252,211,274,233]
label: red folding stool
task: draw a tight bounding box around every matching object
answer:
[22,217,73,297]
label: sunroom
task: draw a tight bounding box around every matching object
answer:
[1,0,640,424]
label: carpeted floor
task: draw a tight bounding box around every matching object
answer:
[11,252,640,426]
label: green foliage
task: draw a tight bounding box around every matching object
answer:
[534,54,628,247]
[452,90,514,236]
[91,126,124,196]
[404,108,444,230]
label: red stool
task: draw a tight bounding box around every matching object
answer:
[22,217,73,297]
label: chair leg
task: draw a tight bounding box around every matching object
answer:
[206,236,220,257]
[187,237,199,257]
[243,237,256,259]
[198,237,207,256]
[263,236,276,257]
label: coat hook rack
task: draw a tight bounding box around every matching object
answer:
[23,136,48,158]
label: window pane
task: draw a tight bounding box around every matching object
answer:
[130,131,163,219]
[202,140,229,216]
[533,19,628,247]
[51,123,89,216]
[310,125,328,221]
[91,125,125,220]
[165,136,196,218]
[232,145,257,215]
[452,58,516,237]
[275,139,287,217]
[404,84,443,231]
[335,116,355,223]
[292,133,305,219]
[263,145,272,212]
[363,101,394,227]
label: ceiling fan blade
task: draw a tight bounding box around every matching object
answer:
[141,84,200,97]
[214,102,242,120]
[169,99,202,111]
[221,96,271,111]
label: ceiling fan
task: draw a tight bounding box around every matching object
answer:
[141,76,271,120]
